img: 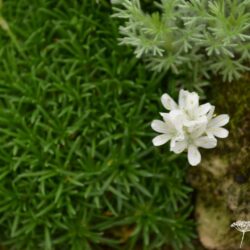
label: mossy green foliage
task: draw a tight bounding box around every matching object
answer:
[192,73,250,212]
[0,1,194,249]
[212,74,250,176]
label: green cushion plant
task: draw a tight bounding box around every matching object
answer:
[0,1,194,249]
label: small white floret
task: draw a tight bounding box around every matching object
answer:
[231,221,250,248]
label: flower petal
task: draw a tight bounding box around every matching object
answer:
[178,89,187,109]
[185,116,207,128]
[159,113,171,123]
[170,139,187,154]
[168,110,185,131]
[208,127,229,138]
[206,131,216,139]
[188,117,207,137]
[160,110,185,132]
[186,92,199,111]
[152,134,171,146]
[151,120,170,133]
[208,114,229,128]
[178,89,199,110]
[188,145,201,166]
[195,136,217,149]
[206,105,215,120]
[198,103,211,116]
[161,93,178,110]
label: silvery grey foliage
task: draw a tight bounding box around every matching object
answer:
[112,0,250,82]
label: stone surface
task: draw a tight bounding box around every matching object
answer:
[189,155,250,250]
[188,74,250,250]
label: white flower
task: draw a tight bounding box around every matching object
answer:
[206,105,230,139]
[161,93,178,111]
[151,110,184,147]
[231,221,250,248]
[162,90,212,124]
[151,89,229,166]
[171,122,217,166]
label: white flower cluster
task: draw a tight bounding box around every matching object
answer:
[151,89,229,166]
[231,221,250,248]
[231,221,250,233]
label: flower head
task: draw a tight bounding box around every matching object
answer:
[231,221,250,248]
[151,89,229,166]
[231,221,250,232]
